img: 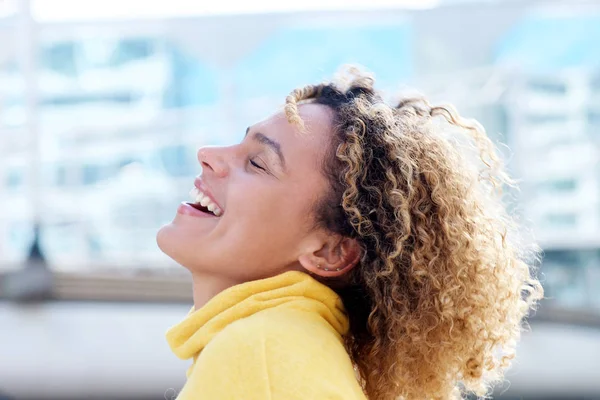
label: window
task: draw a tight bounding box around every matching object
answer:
[537,178,577,193]
[42,92,136,107]
[5,165,24,190]
[54,164,68,187]
[526,114,568,125]
[82,164,103,186]
[111,38,156,66]
[591,73,600,92]
[542,250,600,310]
[588,110,600,127]
[157,145,196,177]
[542,250,588,308]
[543,213,577,228]
[527,80,567,95]
[41,41,78,77]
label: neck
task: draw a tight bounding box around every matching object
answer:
[191,272,241,310]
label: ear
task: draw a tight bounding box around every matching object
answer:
[298,234,361,278]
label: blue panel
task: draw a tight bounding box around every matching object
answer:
[234,23,413,98]
[495,14,600,72]
[163,43,219,107]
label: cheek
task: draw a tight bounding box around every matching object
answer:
[228,186,313,243]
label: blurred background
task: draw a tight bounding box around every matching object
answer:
[0,0,599,399]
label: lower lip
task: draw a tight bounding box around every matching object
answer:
[177,202,217,218]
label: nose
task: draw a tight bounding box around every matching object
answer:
[197,146,229,178]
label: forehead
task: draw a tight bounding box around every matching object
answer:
[259,103,333,134]
[254,103,334,164]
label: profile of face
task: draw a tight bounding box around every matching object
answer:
[156,103,360,284]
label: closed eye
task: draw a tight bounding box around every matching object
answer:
[250,159,266,171]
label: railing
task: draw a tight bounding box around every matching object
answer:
[1,264,599,330]
[0,264,191,302]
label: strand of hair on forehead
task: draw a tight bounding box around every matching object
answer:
[284,84,325,133]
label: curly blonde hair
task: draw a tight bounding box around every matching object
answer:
[284,66,543,400]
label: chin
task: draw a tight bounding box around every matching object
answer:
[156,223,172,253]
[157,223,217,274]
[157,223,192,270]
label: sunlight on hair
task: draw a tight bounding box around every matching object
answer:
[284,65,543,400]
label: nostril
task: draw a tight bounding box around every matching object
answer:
[197,147,227,177]
[197,148,212,169]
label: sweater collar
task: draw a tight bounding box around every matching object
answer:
[166,271,349,360]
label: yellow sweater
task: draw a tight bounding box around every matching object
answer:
[166,271,367,400]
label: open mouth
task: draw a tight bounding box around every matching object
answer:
[188,187,223,217]
[187,202,218,216]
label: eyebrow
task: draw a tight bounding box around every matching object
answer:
[245,127,286,170]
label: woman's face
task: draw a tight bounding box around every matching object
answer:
[157,104,335,282]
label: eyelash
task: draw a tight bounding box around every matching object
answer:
[249,159,265,171]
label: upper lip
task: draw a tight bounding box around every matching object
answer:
[194,177,224,212]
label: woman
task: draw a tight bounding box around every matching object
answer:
[157,66,543,400]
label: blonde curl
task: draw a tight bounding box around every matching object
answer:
[285,66,543,400]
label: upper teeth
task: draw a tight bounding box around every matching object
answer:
[189,187,223,216]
